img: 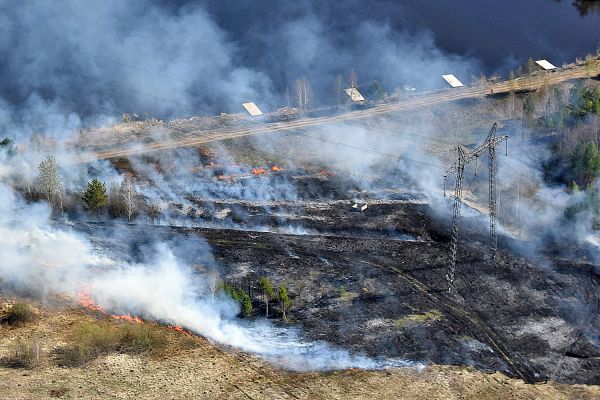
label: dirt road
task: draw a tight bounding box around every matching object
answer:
[79,64,600,163]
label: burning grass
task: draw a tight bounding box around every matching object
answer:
[54,321,168,367]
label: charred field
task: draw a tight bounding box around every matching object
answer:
[75,141,600,386]
[5,2,600,397]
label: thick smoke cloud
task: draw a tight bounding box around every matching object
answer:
[0,0,272,121]
[0,0,482,124]
[199,0,600,82]
[2,0,599,126]
[0,158,419,370]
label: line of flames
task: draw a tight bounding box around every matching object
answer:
[77,289,185,329]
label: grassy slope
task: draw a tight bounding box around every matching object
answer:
[0,297,598,400]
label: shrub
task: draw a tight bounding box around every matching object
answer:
[54,321,168,367]
[54,322,119,367]
[118,323,167,354]
[0,302,35,326]
[1,339,41,368]
[221,283,253,316]
[49,387,70,398]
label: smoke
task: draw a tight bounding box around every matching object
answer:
[0,169,420,371]
[2,0,599,376]
[0,0,488,123]
[0,0,272,120]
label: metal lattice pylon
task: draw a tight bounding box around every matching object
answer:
[443,122,507,290]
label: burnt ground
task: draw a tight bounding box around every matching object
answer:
[80,148,600,386]
[78,192,600,385]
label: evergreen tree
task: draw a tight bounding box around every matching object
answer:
[277,285,292,320]
[570,142,600,186]
[82,178,108,215]
[259,277,276,318]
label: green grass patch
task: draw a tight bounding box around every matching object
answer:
[338,286,358,302]
[394,310,443,328]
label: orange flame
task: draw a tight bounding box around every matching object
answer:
[271,165,284,172]
[318,170,336,176]
[252,167,266,175]
[77,289,105,313]
[168,325,186,333]
[112,315,144,324]
[166,325,198,338]
[78,288,143,324]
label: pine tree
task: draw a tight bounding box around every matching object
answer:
[259,277,276,318]
[277,285,292,320]
[82,178,108,215]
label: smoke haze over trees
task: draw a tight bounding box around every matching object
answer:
[1,0,599,125]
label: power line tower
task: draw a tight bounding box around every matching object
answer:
[443,122,508,290]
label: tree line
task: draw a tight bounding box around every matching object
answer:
[220,277,293,320]
[27,156,164,222]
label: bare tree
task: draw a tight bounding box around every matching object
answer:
[335,73,343,108]
[120,175,137,222]
[146,201,163,224]
[207,269,221,300]
[295,77,312,111]
[284,86,291,108]
[107,182,124,218]
[33,156,64,210]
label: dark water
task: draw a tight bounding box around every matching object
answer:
[395,0,600,72]
[202,0,600,73]
[198,0,600,102]
[3,1,599,119]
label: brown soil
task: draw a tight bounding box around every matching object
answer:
[1,297,598,399]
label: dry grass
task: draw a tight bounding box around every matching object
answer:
[54,321,168,367]
[395,310,443,328]
[1,339,42,369]
[0,302,35,326]
[0,296,599,399]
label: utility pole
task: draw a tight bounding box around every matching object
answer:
[446,146,466,287]
[443,122,508,290]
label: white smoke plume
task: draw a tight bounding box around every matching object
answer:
[0,160,418,371]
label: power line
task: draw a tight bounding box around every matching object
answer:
[296,132,445,169]
[345,120,458,146]
[78,73,447,171]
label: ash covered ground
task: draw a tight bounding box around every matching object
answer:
[77,145,600,385]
